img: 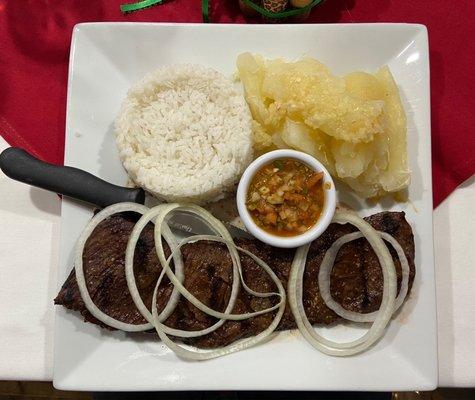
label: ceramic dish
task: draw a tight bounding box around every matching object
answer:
[53,22,436,391]
[237,149,336,248]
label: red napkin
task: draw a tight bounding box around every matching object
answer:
[0,0,474,207]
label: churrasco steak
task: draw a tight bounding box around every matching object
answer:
[55,211,415,348]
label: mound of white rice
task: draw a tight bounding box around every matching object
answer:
[115,64,253,204]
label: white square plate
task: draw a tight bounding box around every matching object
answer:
[54,23,437,391]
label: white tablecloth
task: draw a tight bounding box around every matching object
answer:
[0,136,473,387]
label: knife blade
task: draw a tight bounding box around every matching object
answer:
[167,212,253,239]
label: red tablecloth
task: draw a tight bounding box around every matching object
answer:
[0,0,474,207]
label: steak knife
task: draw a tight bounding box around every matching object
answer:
[0,147,252,239]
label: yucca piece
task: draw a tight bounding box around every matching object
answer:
[236,53,269,126]
[375,66,411,193]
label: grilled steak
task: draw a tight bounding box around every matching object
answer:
[55,211,415,348]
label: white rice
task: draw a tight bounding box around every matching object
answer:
[115,64,253,204]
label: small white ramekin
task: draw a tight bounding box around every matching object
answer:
[237,149,336,248]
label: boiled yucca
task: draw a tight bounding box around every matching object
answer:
[236,53,410,199]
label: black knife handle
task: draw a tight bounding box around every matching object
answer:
[0,147,145,208]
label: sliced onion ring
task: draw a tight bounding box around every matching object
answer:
[125,203,285,359]
[318,231,410,323]
[125,204,241,338]
[152,204,284,321]
[152,236,286,360]
[74,202,152,332]
[288,211,397,356]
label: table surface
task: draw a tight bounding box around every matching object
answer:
[0,135,474,387]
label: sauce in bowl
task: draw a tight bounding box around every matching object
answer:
[245,158,325,237]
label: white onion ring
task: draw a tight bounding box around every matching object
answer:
[318,231,410,323]
[151,204,284,321]
[124,204,241,338]
[146,204,285,359]
[288,211,397,356]
[152,236,286,360]
[74,203,153,332]
[124,205,186,327]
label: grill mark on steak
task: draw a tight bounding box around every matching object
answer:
[55,211,415,348]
